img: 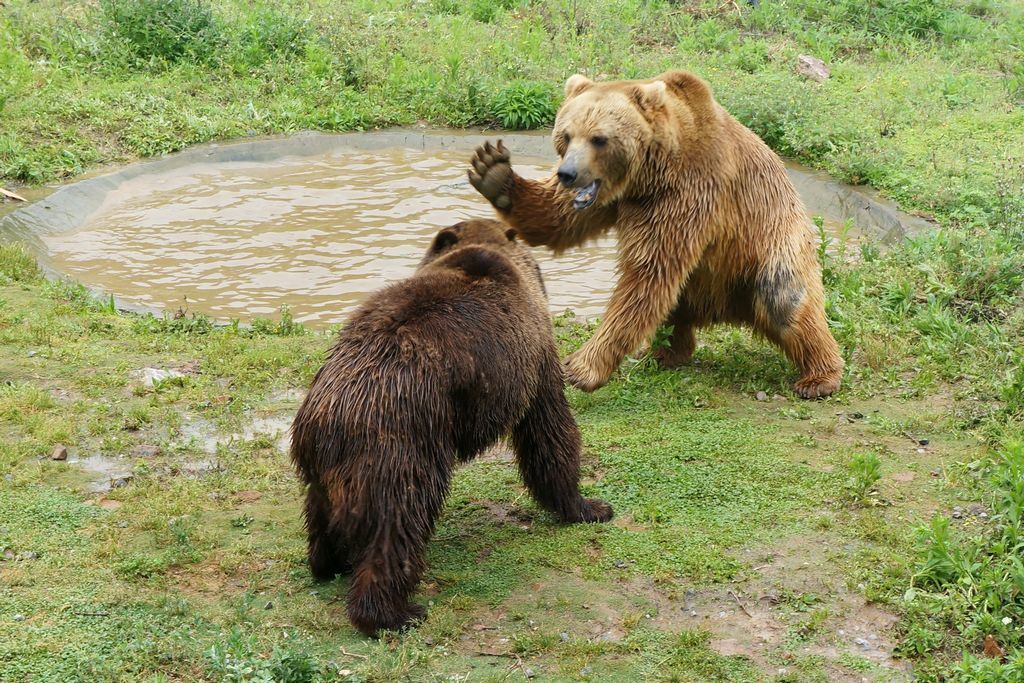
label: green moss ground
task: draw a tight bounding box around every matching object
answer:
[1,1,1023,681]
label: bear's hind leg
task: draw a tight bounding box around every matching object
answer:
[782,304,843,399]
[654,298,698,369]
[304,482,350,581]
[512,354,613,524]
[346,455,449,637]
[755,265,843,399]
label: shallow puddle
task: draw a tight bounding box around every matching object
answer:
[70,454,133,494]
[4,131,931,328]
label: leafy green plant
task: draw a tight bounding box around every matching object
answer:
[492,81,557,130]
[0,243,40,284]
[99,0,223,66]
[250,305,305,337]
[206,629,322,683]
[908,443,1024,677]
[228,6,310,70]
[845,452,882,503]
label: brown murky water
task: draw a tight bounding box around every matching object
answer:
[45,148,617,327]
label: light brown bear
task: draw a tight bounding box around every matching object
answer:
[468,70,844,398]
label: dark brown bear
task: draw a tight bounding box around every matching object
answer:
[290,218,613,637]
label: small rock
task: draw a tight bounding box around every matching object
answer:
[110,476,132,489]
[178,360,201,375]
[854,637,871,649]
[3,475,11,482]
[559,632,570,642]
[264,601,274,610]
[930,469,941,477]
[851,412,864,419]
[797,54,830,82]
[27,351,37,358]
[3,550,15,561]
[131,444,161,458]
[580,667,593,677]
[13,614,25,622]
[755,391,768,402]
[16,551,39,561]
[51,445,68,461]
[139,367,184,388]
[952,507,964,519]
[918,438,929,446]
[524,668,535,678]
[117,521,129,528]
[613,560,627,569]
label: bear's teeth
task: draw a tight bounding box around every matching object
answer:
[572,181,600,210]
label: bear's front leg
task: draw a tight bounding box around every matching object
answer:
[513,351,614,524]
[565,218,706,392]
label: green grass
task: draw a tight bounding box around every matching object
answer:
[1,0,1023,680]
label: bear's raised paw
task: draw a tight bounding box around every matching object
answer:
[468,140,513,210]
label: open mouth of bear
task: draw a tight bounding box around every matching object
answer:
[572,180,601,210]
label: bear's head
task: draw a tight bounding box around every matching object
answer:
[418,218,547,303]
[552,74,671,210]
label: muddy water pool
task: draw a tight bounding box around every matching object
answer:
[42,147,618,325]
[2,131,931,328]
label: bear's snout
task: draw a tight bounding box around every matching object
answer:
[556,163,578,187]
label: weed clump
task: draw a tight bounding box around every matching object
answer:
[492,81,557,130]
[908,443,1024,678]
[99,0,223,66]
[845,452,882,504]
[0,243,40,284]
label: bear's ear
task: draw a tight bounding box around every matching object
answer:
[564,74,593,99]
[505,228,518,242]
[631,80,667,111]
[431,228,459,253]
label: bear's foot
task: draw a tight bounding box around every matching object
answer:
[576,498,614,523]
[794,373,841,399]
[653,345,693,369]
[564,349,612,392]
[350,601,427,638]
[308,541,350,582]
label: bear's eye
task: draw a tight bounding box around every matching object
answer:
[590,135,608,147]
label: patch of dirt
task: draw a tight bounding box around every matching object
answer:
[472,500,536,527]
[477,443,515,463]
[448,532,910,682]
[659,532,910,682]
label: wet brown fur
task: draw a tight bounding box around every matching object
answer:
[290,219,613,637]
[468,70,844,398]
